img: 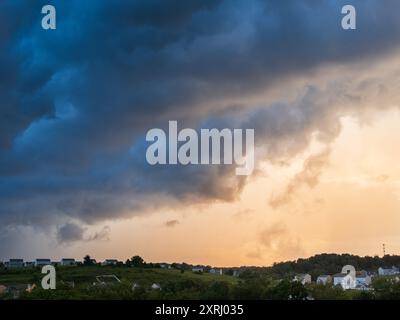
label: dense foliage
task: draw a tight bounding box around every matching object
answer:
[1,254,400,300]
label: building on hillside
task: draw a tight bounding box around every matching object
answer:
[209,268,223,275]
[333,273,355,290]
[102,259,119,266]
[24,261,35,268]
[355,271,372,286]
[333,271,371,290]
[61,258,76,266]
[8,259,24,268]
[378,266,400,276]
[151,283,161,290]
[316,275,332,285]
[35,259,51,267]
[192,267,204,273]
[293,274,312,285]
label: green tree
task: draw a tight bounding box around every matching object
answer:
[83,255,93,266]
[202,281,231,300]
[373,277,400,299]
[265,279,308,300]
[129,255,145,267]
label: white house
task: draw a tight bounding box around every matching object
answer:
[61,258,76,266]
[35,259,51,267]
[8,259,24,268]
[102,259,119,266]
[151,283,161,290]
[333,271,371,290]
[192,267,204,273]
[378,266,400,276]
[293,274,312,285]
[316,275,332,285]
[355,271,372,286]
[333,273,355,290]
[209,268,223,275]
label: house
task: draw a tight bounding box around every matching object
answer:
[316,275,332,285]
[35,259,51,267]
[8,259,24,268]
[192,267,204,273]
[102,259,119,266]
[61,258,76,266]
[333,271,371,290]
[293,274,312,285]
[151,283,161,290]
[355,271,372,287]
[378,266,400,276]
[160,263,172,269]
[209,268,223,275]
[333,273,355,290]
[24,261,35,268]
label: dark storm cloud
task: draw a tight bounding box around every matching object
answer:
[56,222,110,243]
[57,222,85,243]
[1,0,400,230]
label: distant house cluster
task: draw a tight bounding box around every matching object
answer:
[294,265,400,290]
[0,258,125,268]
[191,266,224,275]
[0,258,229,276]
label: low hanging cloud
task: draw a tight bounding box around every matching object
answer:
[260,224,304,256]
[247,223,304,261]
[56,223,111,244]
[1,0,400,242]
[269,147,331,208]
[164,220,180,228]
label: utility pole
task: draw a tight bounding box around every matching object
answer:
[383,243,386,257]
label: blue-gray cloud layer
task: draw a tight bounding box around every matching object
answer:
[1,0,400,233]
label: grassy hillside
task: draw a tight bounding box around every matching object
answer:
[0,266,237,285]
[0,266,238,300]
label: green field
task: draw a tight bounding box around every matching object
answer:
[0,266,238,300]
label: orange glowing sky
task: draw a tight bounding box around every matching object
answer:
[3,2,400,266]
[44,52,400,267]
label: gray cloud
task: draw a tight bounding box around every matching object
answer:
[56,223,111,243]
[1,0,400,242]
[164,220,180,228]
[56,223,85,243]
[269,147,331,208]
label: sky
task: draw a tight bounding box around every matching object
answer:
[1,0,400,266]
